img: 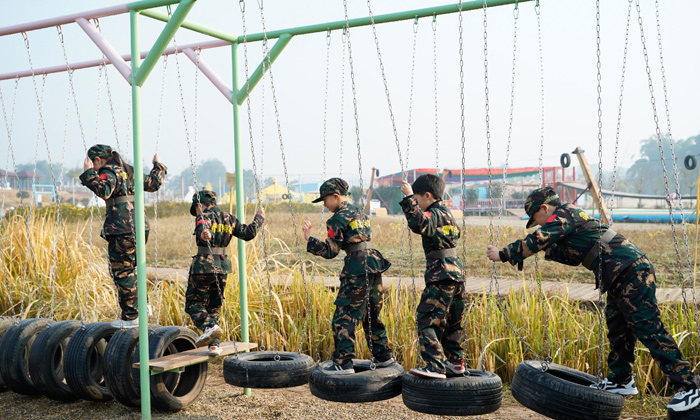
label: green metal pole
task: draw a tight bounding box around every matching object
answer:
[236,33,292,105]
[131,9,151,420]
[140,9,237,43]
[231,42,251,397]
[126,0,183,12]
[132,0,196,86]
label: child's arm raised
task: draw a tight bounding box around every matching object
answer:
[306,219,343,259]
[79,159,117,199]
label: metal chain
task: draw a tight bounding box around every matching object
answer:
[152,54,168,323]
[339,29,346,177]
[594,0,606,384]
[0,77,20,318]
[432,14,439,170]
[532,0,551,364]
[653,0,700,363]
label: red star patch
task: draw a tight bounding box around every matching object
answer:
[99,173,107,180]
[546,214,557,223]
[423,212,432,218]
[327,228,335,238]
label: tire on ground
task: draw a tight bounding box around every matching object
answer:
[28,320,82,402]
[223,351,314,388]
[309,359,404,403]
[65,322,118,401]
[104,325,158,408]
[0,318,54,395]
[511,360,625,420]
[0,317,18,392]
[149,326,208,412]
[402,369,502,415]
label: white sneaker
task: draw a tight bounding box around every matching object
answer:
[446,360,466,375]
[409,367,446,379]
[110,317,139,329]
[668,389,700,412]
[590,377,639,396]
[208,341,222,356]
[195,324,223,348]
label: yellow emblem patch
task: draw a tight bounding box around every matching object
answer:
[578,211,591,221]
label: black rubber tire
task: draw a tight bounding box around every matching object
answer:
[511,360,625,420]
[685,155,697,171]
[28,320,82,402]
[0,318,54,395]
[104,325,158,408]
[148,326,208,412]
[223,351,314,388]
[561,153,571,168]
[668,407,700,419]
[309,359,404,403]
[402,369,502,415]
[64,322,118,401]
[0,317,17,392]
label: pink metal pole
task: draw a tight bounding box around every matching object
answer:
[182,48,232,102]
[75,17,132,82]
[0,5,129,37]
[0,38,230,81]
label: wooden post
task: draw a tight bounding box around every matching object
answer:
[364,168,378,215]
[572,147,611,225]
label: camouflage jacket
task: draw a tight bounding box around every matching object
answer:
[399,196,464,284]
[306,201,391,280]
[191,205,264,275]
[500,203,646,293]
[79,161,167,237]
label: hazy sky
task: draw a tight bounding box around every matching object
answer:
[1,0,699,187]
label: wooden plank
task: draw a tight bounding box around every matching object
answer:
[134,341,258,372]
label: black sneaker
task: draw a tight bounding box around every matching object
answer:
[590,377,638,396]
[668,389,700,412]
[321,361,355,376]
[372,357,396,368]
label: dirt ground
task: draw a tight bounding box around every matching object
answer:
[0,360,553,420]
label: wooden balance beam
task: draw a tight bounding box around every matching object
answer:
[134,341,258,374]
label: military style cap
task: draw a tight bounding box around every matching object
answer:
[190,189,217,216]
[87,144,113,160]
[524,186,559,228]
[312,177,349,203]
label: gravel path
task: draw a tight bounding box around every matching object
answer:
[0,360,547,420]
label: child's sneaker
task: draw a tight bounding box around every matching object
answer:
[195,324,223,348]
[446,360,466,375]
[590,377,639,396]
[668,389,700,412]
[372,356,396,368]
[110,317,139,329]
[321,361,355,376]
[208,339,222,356]
[409,367,446,379]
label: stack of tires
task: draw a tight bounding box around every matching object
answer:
[0,319,207,412]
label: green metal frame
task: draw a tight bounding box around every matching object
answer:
[125,0,529,418]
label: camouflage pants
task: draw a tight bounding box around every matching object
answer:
[106,232,148,321]
[606,257,698,391]
[417,279,465,374]
[185,273,226,331]
[332,273,392,366]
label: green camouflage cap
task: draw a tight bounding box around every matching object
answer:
[87,144,113,160]
[524,186,559,228]
[312,177,349,203]
[190,189,217,216]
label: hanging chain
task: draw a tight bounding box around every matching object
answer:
[594,0,606,384]
[152,54,168,323]
[432,14,439,170]
[653,0,700,363]
[0,77,20,318]
[339,29,347,177]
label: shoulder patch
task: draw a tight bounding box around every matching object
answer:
[578,211,591,220]
[327,228,335,238]
[423,212,432,218]
[99,173,107,180]
[546,214,557,223]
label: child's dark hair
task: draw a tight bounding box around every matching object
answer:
[412,174,444,200]
[106,151,134,180]
[549,197,562,207]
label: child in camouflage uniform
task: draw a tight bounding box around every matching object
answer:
[487,186,700,412]
[188,189,264,355]
[302,178,394,375]
[400,174,466,379]
[80,144,167,328]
